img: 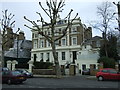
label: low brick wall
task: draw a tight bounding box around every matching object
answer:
[32,69,56,75]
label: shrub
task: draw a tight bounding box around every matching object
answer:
[98,56,115,68]
[15,63,29,69]
[33,61,53,69]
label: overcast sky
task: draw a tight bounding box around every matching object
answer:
[0,0,119,40]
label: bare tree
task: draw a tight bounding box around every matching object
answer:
[0,9,19,67]
[92,2,115,57]
[24,0,78,78]
[113,2,120,37]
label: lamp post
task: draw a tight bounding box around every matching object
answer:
[16,28,20,59]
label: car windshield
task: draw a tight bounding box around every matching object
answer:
[12,71,22,76]
[84,69,90,71]
[16,70,28,73]
[2,68,9,71]
[23,70,28,73]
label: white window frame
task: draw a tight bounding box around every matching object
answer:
[62,52,66,60]
[72,37,77,45]
[46,40,51,47]
[39,39,41,48]
[32,33,34,38]
[55,40,59,46]
[34,40,37,49]
[41,40,44,48]
[61,38,66,46]
[47,29,51,35]
[96,41,100,47]
[34,33,38,38]
[71,27,77,33]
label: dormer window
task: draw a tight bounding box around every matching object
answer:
[57,20,64,25]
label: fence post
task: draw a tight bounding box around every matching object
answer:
[7,60,12,70]
[28,60,34,73]
[12,60,18,70]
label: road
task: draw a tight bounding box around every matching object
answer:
[2,75,120,88]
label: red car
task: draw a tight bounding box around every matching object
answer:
[96,68,120,81]
[1,71,27,84]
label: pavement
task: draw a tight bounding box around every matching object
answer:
[33,74,97,79]
[86,76,96,79]
[33,75,57,78]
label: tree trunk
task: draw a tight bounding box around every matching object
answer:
[51,42,61,78]
[104,39,108,57]
[104,31,108,57]
[1,45,5,67]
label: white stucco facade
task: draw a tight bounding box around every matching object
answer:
[31,44,99,71]
[76,45,99,71]
[31,18,100,72]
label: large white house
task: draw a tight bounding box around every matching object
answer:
[30,17,100,72]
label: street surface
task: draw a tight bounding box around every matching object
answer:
[2,75,120,88]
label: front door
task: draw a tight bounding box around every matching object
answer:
[33,54,37,62]
[72,51,77,64]
[82,64,86,70]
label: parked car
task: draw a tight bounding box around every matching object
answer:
[96,68,120,81]
[15,69,33,78]
[82,68,90,75]
[1,71,27,84]
[1,67,10,71]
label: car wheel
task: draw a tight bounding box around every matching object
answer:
[7,79,11,85]
[98,76,104,81]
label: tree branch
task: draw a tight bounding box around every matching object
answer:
[55,13,78,41]
[39,2,51,19]
[36,12,49,25]
[24,24,37,31]
[24,16,52,43]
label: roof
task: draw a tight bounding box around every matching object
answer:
[13,40,32,50]
[91,36,102,41]
[83,36,102,45]
[5,39,32,58]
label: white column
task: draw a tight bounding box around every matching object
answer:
[70,52,73,63]
[12,60,18,70]
[50,52,54,63]
[28,60,34,73]
[44,53,47,62]
[76,64,79,75]
[7,60,12,70]
[31,53,34,62]
[67,28,70,46]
